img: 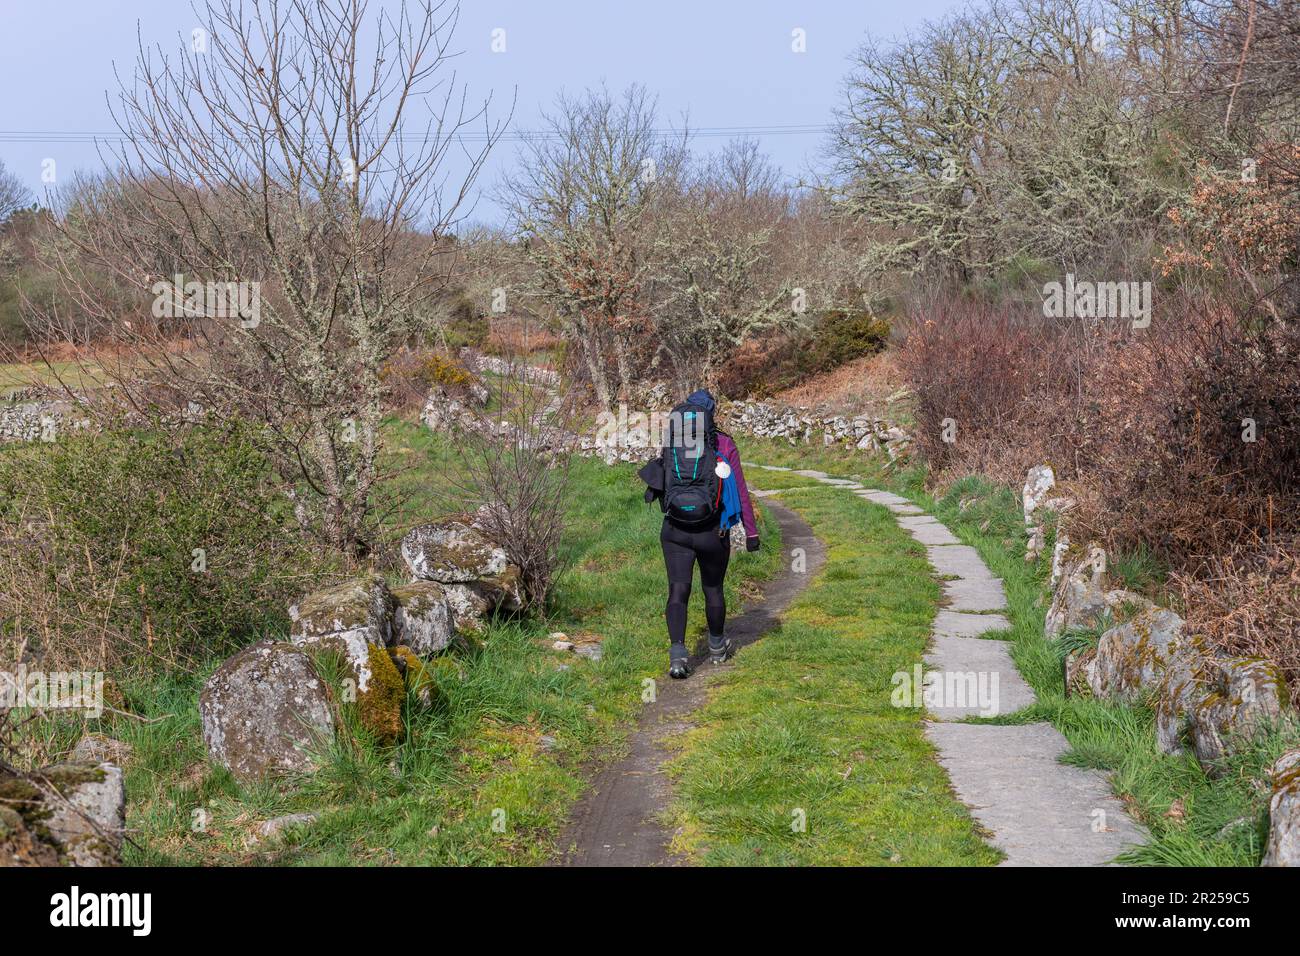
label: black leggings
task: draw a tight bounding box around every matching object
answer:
[661,519,730,645]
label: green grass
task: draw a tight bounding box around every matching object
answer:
[912,473,1295,865]
[1108,543,1170,600]
[691,441,1299,866]
[58,418,784,865]
[663,471,1001,866]
[0,358,107,394]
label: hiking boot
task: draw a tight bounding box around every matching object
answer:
[708,634,734,664]
[669,644,691,679]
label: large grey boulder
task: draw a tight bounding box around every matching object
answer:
[42,761,127,866]
[1045,546,1152,638]
[1262,750,1300,867]
[420,387,475,434]
[1191,658,1290,769]
[200,641,337,783]
[289,574,396,692]
[401,520,509,584]
[0,761,125,866]
[391,581,455,655]
[1153,637,1214,756]
[1086,608,1188,705]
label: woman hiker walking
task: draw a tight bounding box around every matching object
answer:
[639,389,759,678]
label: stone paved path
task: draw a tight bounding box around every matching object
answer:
[758,465,1146,866]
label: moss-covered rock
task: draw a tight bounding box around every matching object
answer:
[40,761,125,867]
[391,581,455,655]
[1087,607,1188,704]
[357,643,405,745]
[0,804,59,867]
[400,520,508,584]
[0,761,125,866]
[1192,657,1291,770]
[1263,749,1300,867]
[389,645,440,709]
[289,574,397,693]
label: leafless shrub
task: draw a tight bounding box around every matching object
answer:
[32,0,504,557]
[1175,542,1300,697]
[441,357,575,609]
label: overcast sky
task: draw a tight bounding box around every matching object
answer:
[0,0,963,225]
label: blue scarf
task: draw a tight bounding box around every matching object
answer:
[719,456,742,532]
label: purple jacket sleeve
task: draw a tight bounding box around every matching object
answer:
[717,433,758,539]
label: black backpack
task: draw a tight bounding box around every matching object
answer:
[661,400,720,529]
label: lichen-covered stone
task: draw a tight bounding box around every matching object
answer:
[1050,532,1071,589]
[420,386,475,434]
[1064,647,1096,698]
[1045,548,1108,638]
[1045,546,1154,639]
[0,804,59,866]
[1153,636,1214,755]
[1086,607,1188,705]
[200,641,337,783]
[41,761,126,867]
[357,643,404,745]
[1262,750,1300,867]
[0,761,126,866]
[72,734,133,766]
[289,574,397,692]
[1024,465,1055,524]
[401,520,508,584]
[391,581,455,655]
[1191,658,1290,769]
[475,565,525,613]
[442,582,490,634]
[438,570,525,634]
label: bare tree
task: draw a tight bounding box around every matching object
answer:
[0,160,31,224]
[40,0,504,557]
[500,84,686,407]
[647,138,797,390]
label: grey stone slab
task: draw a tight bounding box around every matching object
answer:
[821,478,862,488]
[933,610,1011,640]
[897,514,940,529]
[792,469,829,479]
[751,488,782,498]
[887,504,926,515]
[943,575,1008,612]
[922,635,1036,719]
[905,522,962,546]
[755,464,791,471]
[926,544,998,580]
[858,489,910,506]
[924,722,1146,866]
